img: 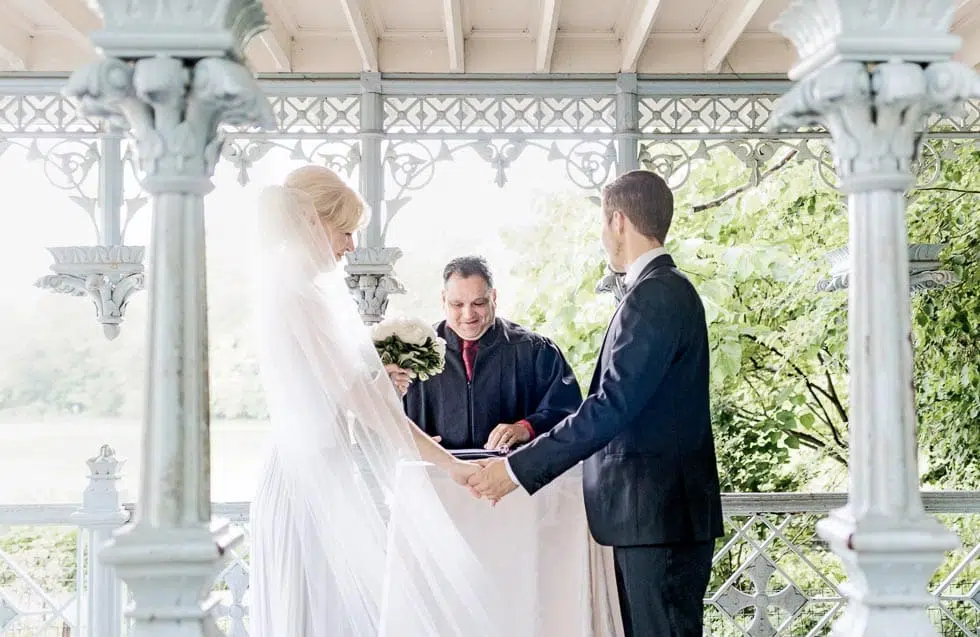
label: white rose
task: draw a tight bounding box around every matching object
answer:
[394,318,434,346]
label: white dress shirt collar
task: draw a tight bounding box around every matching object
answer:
[623,247,669,289]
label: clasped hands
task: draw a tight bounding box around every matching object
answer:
[450,458,519,504]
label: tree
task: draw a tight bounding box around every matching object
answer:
[506,140,980,492]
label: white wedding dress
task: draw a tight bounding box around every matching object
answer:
[247,185,624,637]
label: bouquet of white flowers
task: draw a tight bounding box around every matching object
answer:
[370,316,447,381]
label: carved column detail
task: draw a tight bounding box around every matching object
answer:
[770,2,979,637]
[345,247,406,324]
[35,134,147,339]
[62,2,275,636]
[818,243,962,294]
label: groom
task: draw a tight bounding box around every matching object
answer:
[468,169,723,637]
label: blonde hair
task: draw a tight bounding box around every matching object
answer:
[283,165,365,234]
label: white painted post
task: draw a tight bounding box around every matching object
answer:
[769,2,980,636]
[62,3,275,636]
[71,445,129,637]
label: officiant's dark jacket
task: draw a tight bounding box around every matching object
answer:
[508,255,724,547]
[403,318,582,449]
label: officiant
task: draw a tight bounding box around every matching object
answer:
[397,256,582,451]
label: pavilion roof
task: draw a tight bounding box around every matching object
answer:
[3,0,977,77]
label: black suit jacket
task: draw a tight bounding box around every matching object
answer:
[508,255,724,547]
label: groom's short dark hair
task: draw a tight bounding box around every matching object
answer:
[602,170,673,244]
[443,256,494,288]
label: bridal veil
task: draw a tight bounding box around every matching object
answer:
[247,183,505,637]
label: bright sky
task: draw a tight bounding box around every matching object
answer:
[0,138,593,501]
[0,139,590,323]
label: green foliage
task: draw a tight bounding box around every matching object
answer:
[0,526,77,593]
[506,140,980,492]
[908,143,980,489]
[503,193,617,388]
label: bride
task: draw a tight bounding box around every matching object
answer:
[247,165,623,637]
[248,164,504,637]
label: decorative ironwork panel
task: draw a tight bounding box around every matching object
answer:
[639,95,980,137]
[639,96,782,136]
[1,495,976,637]
[384,96,616,135]
[0,95,100,135]
[0,524,79,637]
[638,137,975,196]
[226,95,361,135]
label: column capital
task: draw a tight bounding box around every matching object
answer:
[773,0,962,80]
[770,59,978,192]
[64,56,274,194]
[345,247,405,324]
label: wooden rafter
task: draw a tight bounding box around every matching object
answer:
[338,0,379,72]
[702,0,766,72]
[535,0,561,73]
[442,0,464,73]
[620,0,664,72]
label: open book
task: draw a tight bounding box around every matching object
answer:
[449,448,511,460]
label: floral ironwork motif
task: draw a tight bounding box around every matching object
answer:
[381,138,616,240]
[219,138,361,186]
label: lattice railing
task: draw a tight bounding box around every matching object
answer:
[0,459,977,637]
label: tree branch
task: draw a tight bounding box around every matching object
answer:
[913,187,980,195]
[692,149,799,213]
[742,333,849,450]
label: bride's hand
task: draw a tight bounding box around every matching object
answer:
[448,461,483,498]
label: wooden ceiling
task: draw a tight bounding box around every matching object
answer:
[0,0,978,76]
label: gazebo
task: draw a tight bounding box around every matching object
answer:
[0,1,978,636]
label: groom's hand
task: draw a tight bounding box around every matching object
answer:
[467,459,518,501]
[485,423,530,450]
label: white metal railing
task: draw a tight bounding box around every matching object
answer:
[0,446,977,637]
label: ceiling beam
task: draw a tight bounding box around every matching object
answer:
[954,0,980,67]
[442,0,464,73]
[251,1,292,72]
[0,15,31,70]
[338,0,379,72]
[6,0,99,53]
[702,0,766,72]
[620,0,664,72]
[535,0,561,73]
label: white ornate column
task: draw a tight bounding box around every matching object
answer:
[71,445,129,637]
[345,72,404,324]
[36,132,146,340]
[769,2,979,636]
[62,2,274,636]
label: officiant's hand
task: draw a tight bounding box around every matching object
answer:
[468,459,518,502]
[485,423,530,450]
[384,364,413,396]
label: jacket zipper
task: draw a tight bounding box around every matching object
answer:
[466,380,474,446]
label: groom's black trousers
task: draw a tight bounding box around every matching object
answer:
[613,541,714,637]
